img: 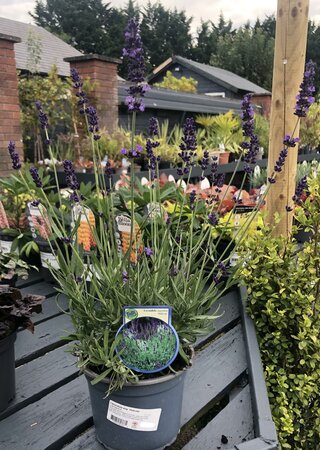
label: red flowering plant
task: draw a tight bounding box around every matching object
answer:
[7,17,315,393]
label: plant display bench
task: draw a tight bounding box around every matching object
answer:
[0,275,278,450]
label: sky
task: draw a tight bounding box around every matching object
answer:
[0,0,320,31]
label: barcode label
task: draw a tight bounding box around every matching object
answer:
[110,415,128,426]
[107,400,161,431]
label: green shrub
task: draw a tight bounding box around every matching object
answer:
[237,174,320,449]
[154,70,198,93]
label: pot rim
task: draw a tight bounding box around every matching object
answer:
[84,348,194,387]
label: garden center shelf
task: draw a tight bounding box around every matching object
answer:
[55,151,320,189]
[0,274,278,450]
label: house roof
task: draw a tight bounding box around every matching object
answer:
[149,55,270,96]
[118,82,242,115]
[0,17,82,76]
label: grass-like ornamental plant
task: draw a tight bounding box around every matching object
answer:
[8,19,315,394]
[237,171,320,449]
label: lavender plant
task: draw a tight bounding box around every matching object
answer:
[8,19,315,392]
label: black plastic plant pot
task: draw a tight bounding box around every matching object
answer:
[0,332,16,413]
[38,242,59,284]
[85,368,187,450]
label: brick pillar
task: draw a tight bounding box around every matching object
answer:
[65,54,121,134]
[0,33,23,176]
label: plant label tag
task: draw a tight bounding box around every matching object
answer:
[0,201,9,229]
[72,205,96,252]
[230,252,240,267]
[40,251,59,270]
[107,400,161,432]
[123,306,171,325]
[27,202,52,242]
[0,240,12,253]
[115,215,142,264]
[116,312,179,373]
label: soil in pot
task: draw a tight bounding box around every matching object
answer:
[85,367,187,450]
[0,332,16,413]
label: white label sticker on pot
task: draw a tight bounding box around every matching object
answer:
[0,240,12,253]
[40,251,59,270]
[107,400,161,432]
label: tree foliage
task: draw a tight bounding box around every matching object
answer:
[30,2,320,92]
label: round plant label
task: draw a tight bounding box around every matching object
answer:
[116,316,179,373]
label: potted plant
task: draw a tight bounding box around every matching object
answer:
[196,111,243,164]
[0,286,44,413]
[10,20,314,450]
[0,251,31,287]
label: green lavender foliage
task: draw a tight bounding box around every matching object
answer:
[237,173,320,449]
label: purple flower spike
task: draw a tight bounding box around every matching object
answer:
[274,148,288,173]
[283,135,299,147]
[240,94,260,173]
[122,271,129,283]
[123,18,148,112]
[30,166,43,188]
[144,247,153,257]
[8,141,21,170]
[149,117,159,136]
[293,175,308,203]
[35,101,49,130]
[63,160,80,191]
[208,212,219,226]
[189,190,196,211]
[294,60,316,118]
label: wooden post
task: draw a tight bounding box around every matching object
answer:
[266,0,309,236]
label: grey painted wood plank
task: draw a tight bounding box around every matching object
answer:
[184,385,254,450]
[20,280,57,297]
[235,437,278,450]
[0,376,92,450]
[196,289,241,347]
[182,323,247,426]
[15,313,72,366]
[63,428,102,450]
[33,293,69,325]
[16,271,43,288]
[0,344,78,420]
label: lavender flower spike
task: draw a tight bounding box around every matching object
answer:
[294,60,316,118]
[30,166,43,188]
[8,141,21,170]
[63,160,80,191]
[35,101,49,130]
[123,18,148,112]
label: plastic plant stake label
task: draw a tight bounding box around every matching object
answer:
[40,251,59,270]
[27,202,52,241]
[0,201,9,229]
[115,215,142,264]
[124,306,171,325]
[116,314,179,373]
[72,205,96,252]
[0,240,12,253]
[107,400,162,432]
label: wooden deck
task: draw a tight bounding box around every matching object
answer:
[0,274,278,450]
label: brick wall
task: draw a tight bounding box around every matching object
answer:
[0,33,23,176]
[65,54,121,134]
[252,94,272,118]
